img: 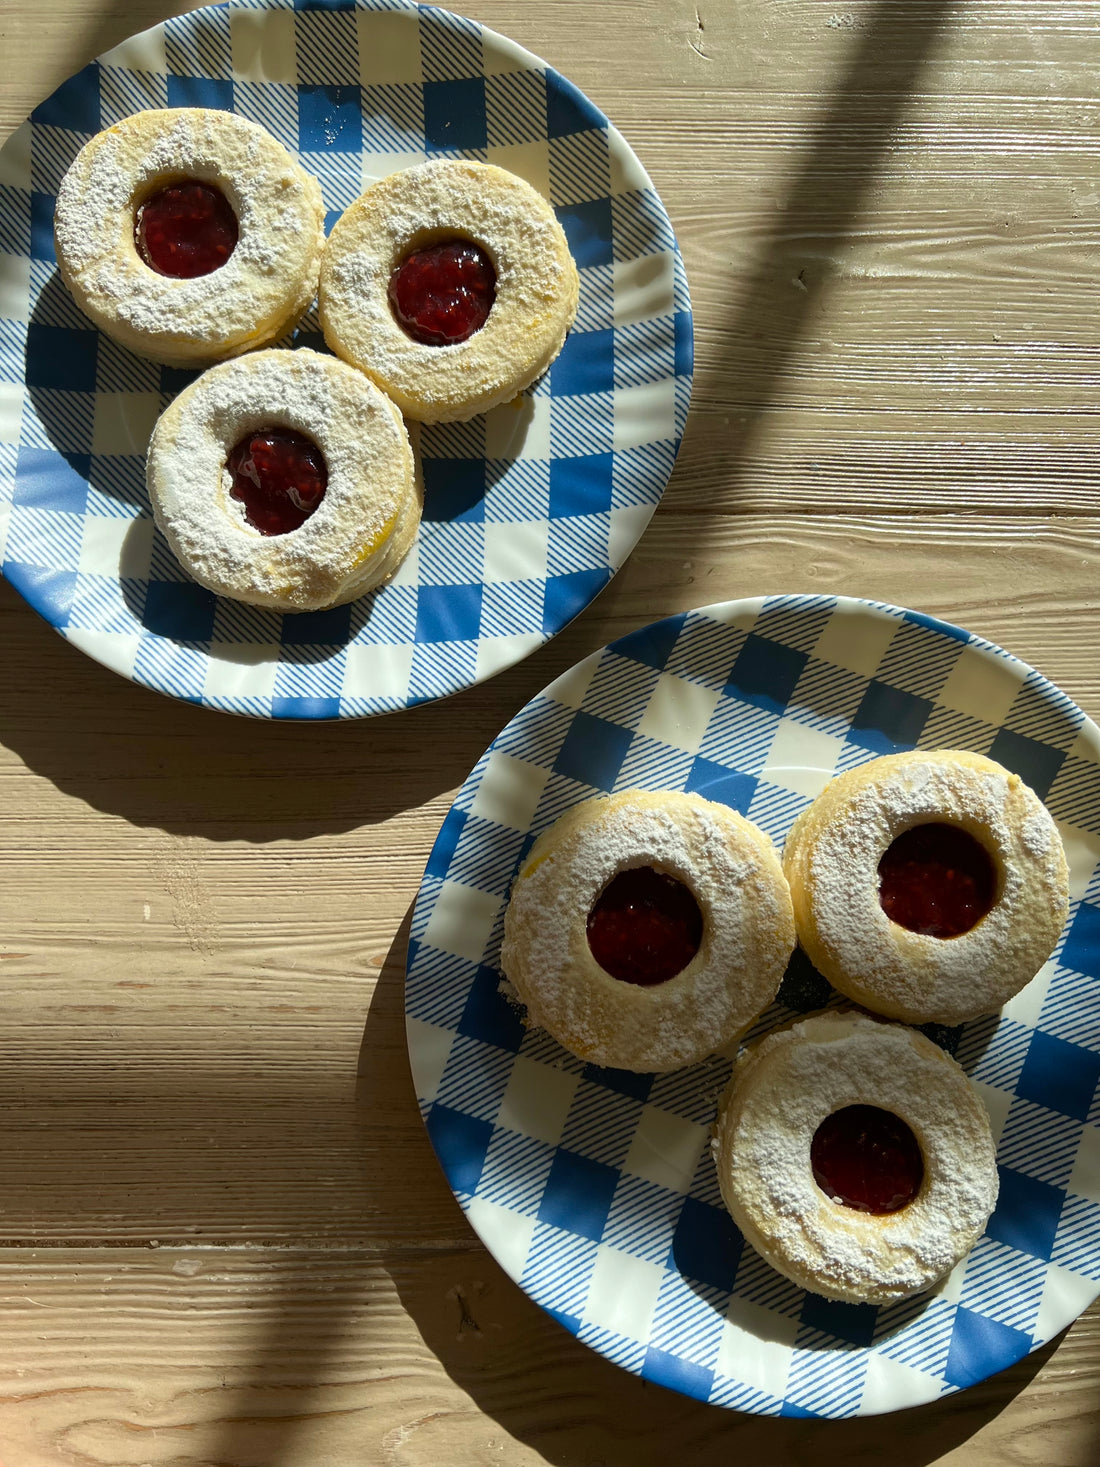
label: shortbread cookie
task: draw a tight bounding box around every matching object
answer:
[783,749,1068,1025]
[147,349,419,612]
[713,1010,999,1304]
[54,108,325,366]
[500,789,795,1073]
[319,160,579,422]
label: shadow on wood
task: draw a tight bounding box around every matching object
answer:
[0,572,609,841]
[365,905,1059,1467]
[681,0,964,517]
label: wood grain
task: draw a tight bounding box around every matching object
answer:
[1,0,1099,1460]
[0,1250,1095,1467]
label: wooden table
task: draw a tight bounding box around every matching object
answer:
[1,1,1098,1462]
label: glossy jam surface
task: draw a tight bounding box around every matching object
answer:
[812,1104,924,1214]
[226,429,328,537]
[134,181,239,279]
[388,238,496,346]
[586,866,703,987]
[878,821,997,938]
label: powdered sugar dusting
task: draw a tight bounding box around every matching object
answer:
[714,1010,999,1303]
[147,348,416,611]
[54,109,324,362]
[501,790,795,1072]
[785,750,1069,1024]
[320,160,578,421]
[1022,807,1055,859]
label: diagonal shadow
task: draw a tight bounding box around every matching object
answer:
[680,0,962,512]
[59,2,1037,1459]
[195,7,1005,1458]
[384,3,1005,1458]
[194,905,433,1467]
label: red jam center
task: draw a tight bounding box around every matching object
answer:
[226,429,328,537]
[878,821,996,939]
[135,181,239,278]
[812,1105,924,1214]
[388,238,496,346]
[586,866,703,987]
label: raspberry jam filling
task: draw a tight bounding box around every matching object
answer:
[226,429,328,537]
[812,1104,924,1214]
[878,822,997,938]
[586,867,703,987]
[388,238,496,346]
[135,181,239,278]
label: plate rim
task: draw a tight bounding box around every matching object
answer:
[0,0,693,719]
[406,590,1100,1417]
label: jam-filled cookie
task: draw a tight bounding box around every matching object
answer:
[54,108,325,367]
[500,789,795,1073]
[147,348,420,613]
[783,748,1068,1025]
[319,160,579,423]
[713,1010,999,1304]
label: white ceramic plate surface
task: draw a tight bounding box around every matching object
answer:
[408,594,1100,1417]
[0,0,691,716]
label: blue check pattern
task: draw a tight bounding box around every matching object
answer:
[408,595,1100,1417]
[0,0,691,717]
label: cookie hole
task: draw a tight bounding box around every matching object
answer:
[225,428,328,537]
[877,821,997,938]
[586,866,703,987]
[388,236,496,346]
[811,1104,924,1215]
[134,179,239,278]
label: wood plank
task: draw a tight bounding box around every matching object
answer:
[673,419,1100,517]
[0,1249,1094,1467]
[0,516,1092,1253]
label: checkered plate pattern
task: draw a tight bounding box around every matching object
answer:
[407,594,1100,1417]
[0,0,691,719]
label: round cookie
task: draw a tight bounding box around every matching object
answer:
[147,348,420,613]
[319,160,579,423]
[783,749,1068,1025]
[500,789,796,1073]
[54,108,325,366]
[713,1009,999,1305]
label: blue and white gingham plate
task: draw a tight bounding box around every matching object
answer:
[0,0,690,718]
[407,595,1100,1417]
